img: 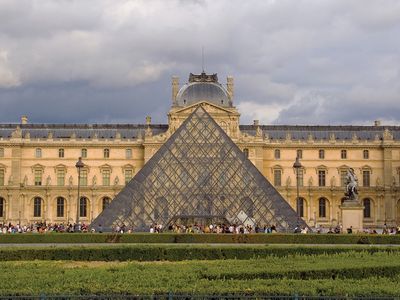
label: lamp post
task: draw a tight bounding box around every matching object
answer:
[75,157,84,226]
[293,156,302,218]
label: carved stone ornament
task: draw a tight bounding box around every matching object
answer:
[286,176,292,187]
[383,129,393,140]
[11,126,22,138]
[46,175,51,186]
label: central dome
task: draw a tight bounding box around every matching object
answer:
[176,72,232,107]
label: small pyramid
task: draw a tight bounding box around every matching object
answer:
[91,105,307,231]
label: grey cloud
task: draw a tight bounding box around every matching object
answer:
[0,0,399,125]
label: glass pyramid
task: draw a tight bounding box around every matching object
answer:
[91,106,307,232]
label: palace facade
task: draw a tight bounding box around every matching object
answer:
[0,72,399,228]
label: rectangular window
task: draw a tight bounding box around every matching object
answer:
[0,169,4,186]
[0,148,4,157]
[58,148,64,158]
[341,149,347,159]
[318,170,326,187]
[296,149,303,159]
[274,169,282,187]
[126,148,132,159]
[57,169,65,186]
[319,149,325,159]
[104,148,110,158]
[79,169,87,186]
[363,150,369,159]
[102,170,110,186]
[340,170,347,187]
[33,198,41,217]
[56,197,64,218]
[35,148,42,158]
[81,148,87,158]
[34,169,42,186]
[125,169,133,184]
[274,149,280,159]
[363,170,370,187]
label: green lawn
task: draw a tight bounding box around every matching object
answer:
[1,251,400,296]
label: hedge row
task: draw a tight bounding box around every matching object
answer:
[2,253,400,296]
[0,245,399,261]
[0,233,400,244]
[204,265,400,280]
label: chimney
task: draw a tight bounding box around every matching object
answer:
[374,120,381,126]
[146,116,151,125]
[21,115,28,124]
[226,76,234,100]
[172,76,179,105]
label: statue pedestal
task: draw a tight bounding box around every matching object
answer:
[340,200,364,233]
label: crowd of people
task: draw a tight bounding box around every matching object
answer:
[0,222,90,234]
[150,223,278,234]
[1,221,400,234]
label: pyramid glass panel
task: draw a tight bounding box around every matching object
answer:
[91,106,308,231]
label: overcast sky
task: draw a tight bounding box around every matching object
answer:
[0,0,399,125]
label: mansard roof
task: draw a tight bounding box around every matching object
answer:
[239,125,400,141]
[0,123,399,140]
[0,124,168,139]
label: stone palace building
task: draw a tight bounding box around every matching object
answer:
[0,72,399,228]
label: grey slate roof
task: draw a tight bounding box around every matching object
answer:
[239,125,400,141]
[0,124,168,139]
[0,123,399,140]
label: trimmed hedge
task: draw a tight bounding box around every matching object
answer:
[0,245,399,261]
[1,233,400,244]
[2,253,400,296]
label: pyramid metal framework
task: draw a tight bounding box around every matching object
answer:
[91,106,307,231]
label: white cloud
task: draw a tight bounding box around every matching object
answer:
[0,49,20,88]
[237,101,283,124]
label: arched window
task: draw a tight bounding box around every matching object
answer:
[79,197,88,217]
[56,197,65,218]
[102,197,111,211]
[319,198,327,218]
[243,148,249,158]
[296,197,305,218]
[0,197,4,218]
[33,197,42,217]
[363,198,371,218]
